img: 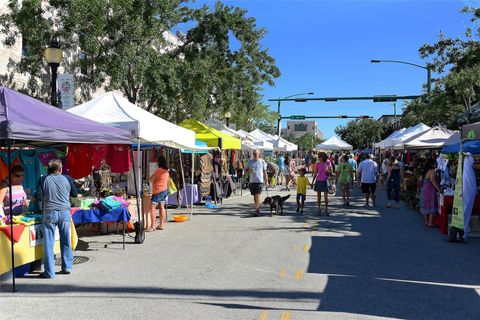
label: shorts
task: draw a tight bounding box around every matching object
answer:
[151,189,168,205]
[296,194,306,202]
[249,183,263,195]
[361,183,376,194]
[340,183,350,193]
[314,180,328,192]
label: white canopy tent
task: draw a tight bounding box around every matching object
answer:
[68,92,203,219]
[375,128,406,149]
[249,129,298,151]
[236,130,272,151]
[387,123,431,150]
[68,92,197,149]
[315,136,353,151]
[404,127,457,149]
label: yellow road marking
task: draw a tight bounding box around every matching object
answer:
[280,311,292,320]
[303,244,311,252]
[279,268,287,279]
[291,244,297,252]
[294,269,304,280]
[259,310,269,320]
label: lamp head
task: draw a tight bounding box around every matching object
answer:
[370,59,381,63]
[44,39,63,65]
[224,111,232,120]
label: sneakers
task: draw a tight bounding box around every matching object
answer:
[60,269,71,275]
[38,272,54,279]
[296,207,300,213]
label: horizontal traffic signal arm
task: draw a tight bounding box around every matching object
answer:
[268,95,421,102]
[280,115,373,119]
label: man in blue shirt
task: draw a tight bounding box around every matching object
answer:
[37,159,77,278]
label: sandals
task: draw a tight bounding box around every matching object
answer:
[156,226,164,230]
[145,228,155,232]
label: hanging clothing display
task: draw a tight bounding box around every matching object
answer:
[19,150,40,194]
[93,145,110,170]
[67,144,94,179]
[38,149,57,176]
[108,144,131,174]
[463,153,476,238]
[200,153,213,197]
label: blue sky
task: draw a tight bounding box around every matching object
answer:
[192,0,479,137]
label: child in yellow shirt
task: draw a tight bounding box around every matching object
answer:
[296,168,309,214]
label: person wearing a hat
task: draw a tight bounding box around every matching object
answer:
[357,154,379,207]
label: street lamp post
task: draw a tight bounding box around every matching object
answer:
[44,39,63,107]
[224,111,232,127]
[276,92,314,136]
[371,59,432,94]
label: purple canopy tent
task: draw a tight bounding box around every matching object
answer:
[0,87,132,292]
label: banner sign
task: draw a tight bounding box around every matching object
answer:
[451,151,464,230]
[29,224,59,247]
[57,73,75,110]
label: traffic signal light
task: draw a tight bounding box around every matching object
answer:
[358,115,370,119]
[338,115,347,118]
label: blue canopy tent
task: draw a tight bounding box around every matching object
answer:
[442,140,480,154]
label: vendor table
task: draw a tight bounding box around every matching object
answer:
[438,194,480,235]
[0,221,78,276]
[167,184,201,207]
[71,207,130,249]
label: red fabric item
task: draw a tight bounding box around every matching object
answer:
[151,147,157,163]
[0,156,20,181]
[92,145,110,170]
[0,224,25,243]
[108,144,131,173]
[406,151,411,165]
[67,144,93,179]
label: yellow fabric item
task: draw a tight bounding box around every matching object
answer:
[297,176,310,195]
[179,119,241,150]
[168,177,178,195]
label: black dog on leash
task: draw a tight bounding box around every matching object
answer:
[263,195,291,216]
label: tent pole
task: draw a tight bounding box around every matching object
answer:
[131,147,141,229]
[191,153,195,218]
[7,140,16,292]
[178,150,188,217]
[137,138,142,224]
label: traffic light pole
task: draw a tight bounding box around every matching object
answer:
[280,116,372,120]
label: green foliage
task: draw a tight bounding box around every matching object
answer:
[406,6,480,128]
[285,133,323,151]
[335,118,386,149]
[0,0,280,126]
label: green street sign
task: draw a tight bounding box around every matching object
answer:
[290,115,305,120]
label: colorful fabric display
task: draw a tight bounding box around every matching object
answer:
[19,150,40,193]
[37,149,56,176]
[0,224,25,243]
[67,144,93,179]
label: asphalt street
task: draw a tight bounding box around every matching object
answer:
[1,180,480,320]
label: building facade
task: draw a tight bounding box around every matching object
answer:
[281,120,323,140]
[377,114,401,129]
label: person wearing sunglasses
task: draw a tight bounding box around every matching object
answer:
[0,165,29,215]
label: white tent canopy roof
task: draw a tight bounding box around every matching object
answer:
[237,129,274,151]
[68,92,197,149]
[375,128,407,149]
[204,119,257,151]
[404,127,457,149]
[388,123,431,150]
[316,136,353,151]
[249,129,298,151]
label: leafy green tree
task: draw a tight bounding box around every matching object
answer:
[335,118,386,149]
[0,0,280,125]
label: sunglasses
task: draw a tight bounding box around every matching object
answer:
[14,174,24,178]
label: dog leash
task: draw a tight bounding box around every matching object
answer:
[265,184,270,197]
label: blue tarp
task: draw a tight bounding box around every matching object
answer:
[442,140,480,154]
[181,139,209,154]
